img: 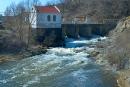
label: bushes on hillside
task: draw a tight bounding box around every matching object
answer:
[104,17,130,70]
[106,48,130,70]
[0,30,26,53]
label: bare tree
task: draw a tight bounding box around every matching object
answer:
[58,0,130,23]
[59,0,65,15]
[4,3,17,29]
[24,0,41,47]
[4,0,41,47]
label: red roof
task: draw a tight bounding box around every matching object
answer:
[34,6,60,13]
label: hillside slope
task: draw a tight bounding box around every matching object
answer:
[110,17,130,87]
[58,0,130,22]
[97,17,130,87]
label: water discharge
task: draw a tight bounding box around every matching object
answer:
[0,36,117,87]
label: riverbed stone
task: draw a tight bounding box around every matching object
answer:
[89,51,100,57]
[117,70,130,87]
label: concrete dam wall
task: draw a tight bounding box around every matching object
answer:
[62,24,117,38]
[34,24,116,46]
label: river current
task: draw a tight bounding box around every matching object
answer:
[0,36,117,87]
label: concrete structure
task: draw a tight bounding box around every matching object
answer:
[62,24,117,38]
[85,17,98,24]
[64,15,98,24]
[73,16,86,23]
[103,19,119,24]
[30,6,62,29]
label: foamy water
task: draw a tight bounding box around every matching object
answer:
[0,36,116,87]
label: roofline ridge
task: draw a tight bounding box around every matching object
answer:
[54,6,60,13]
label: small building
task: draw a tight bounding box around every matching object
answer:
[73,16,86,24]
[85,17,98,24]
[30,6,63,46]
[73,15,98,24]
[30,6,62,29]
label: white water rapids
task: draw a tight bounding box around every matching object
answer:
[0,36,117,87]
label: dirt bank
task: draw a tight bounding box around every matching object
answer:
[0,45,47,63]
[90,17,130,87]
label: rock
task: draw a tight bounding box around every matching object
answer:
[117,70,130,87]
[110,17,130,39]
[21,45,47,57]
[89,51,100,57]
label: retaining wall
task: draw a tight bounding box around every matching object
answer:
[62,24,117,38]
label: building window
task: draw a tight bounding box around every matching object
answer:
[53,15,56,22]
[47,15,51,21]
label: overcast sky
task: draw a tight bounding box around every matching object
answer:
[0,0,57,14]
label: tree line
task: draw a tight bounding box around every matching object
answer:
[58,0,130,22]
[3,0,130,48]
[4,0,41,47]
[3,0,60,49]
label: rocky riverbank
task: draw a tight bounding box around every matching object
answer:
[0,45,47,63]
[88,17,130,87]
[90,38,130,87]
[87,38,119,87]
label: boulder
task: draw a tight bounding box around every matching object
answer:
[89,51,100,57]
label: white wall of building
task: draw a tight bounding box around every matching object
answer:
[85,17,98,24]
[37,13,61,28]
[30,7,37,28]
[30,7,62,29]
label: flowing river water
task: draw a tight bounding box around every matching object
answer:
[0,37,117,87]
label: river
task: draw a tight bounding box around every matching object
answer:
[0,36,117,87]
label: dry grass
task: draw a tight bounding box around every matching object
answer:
[105,17,130,70]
